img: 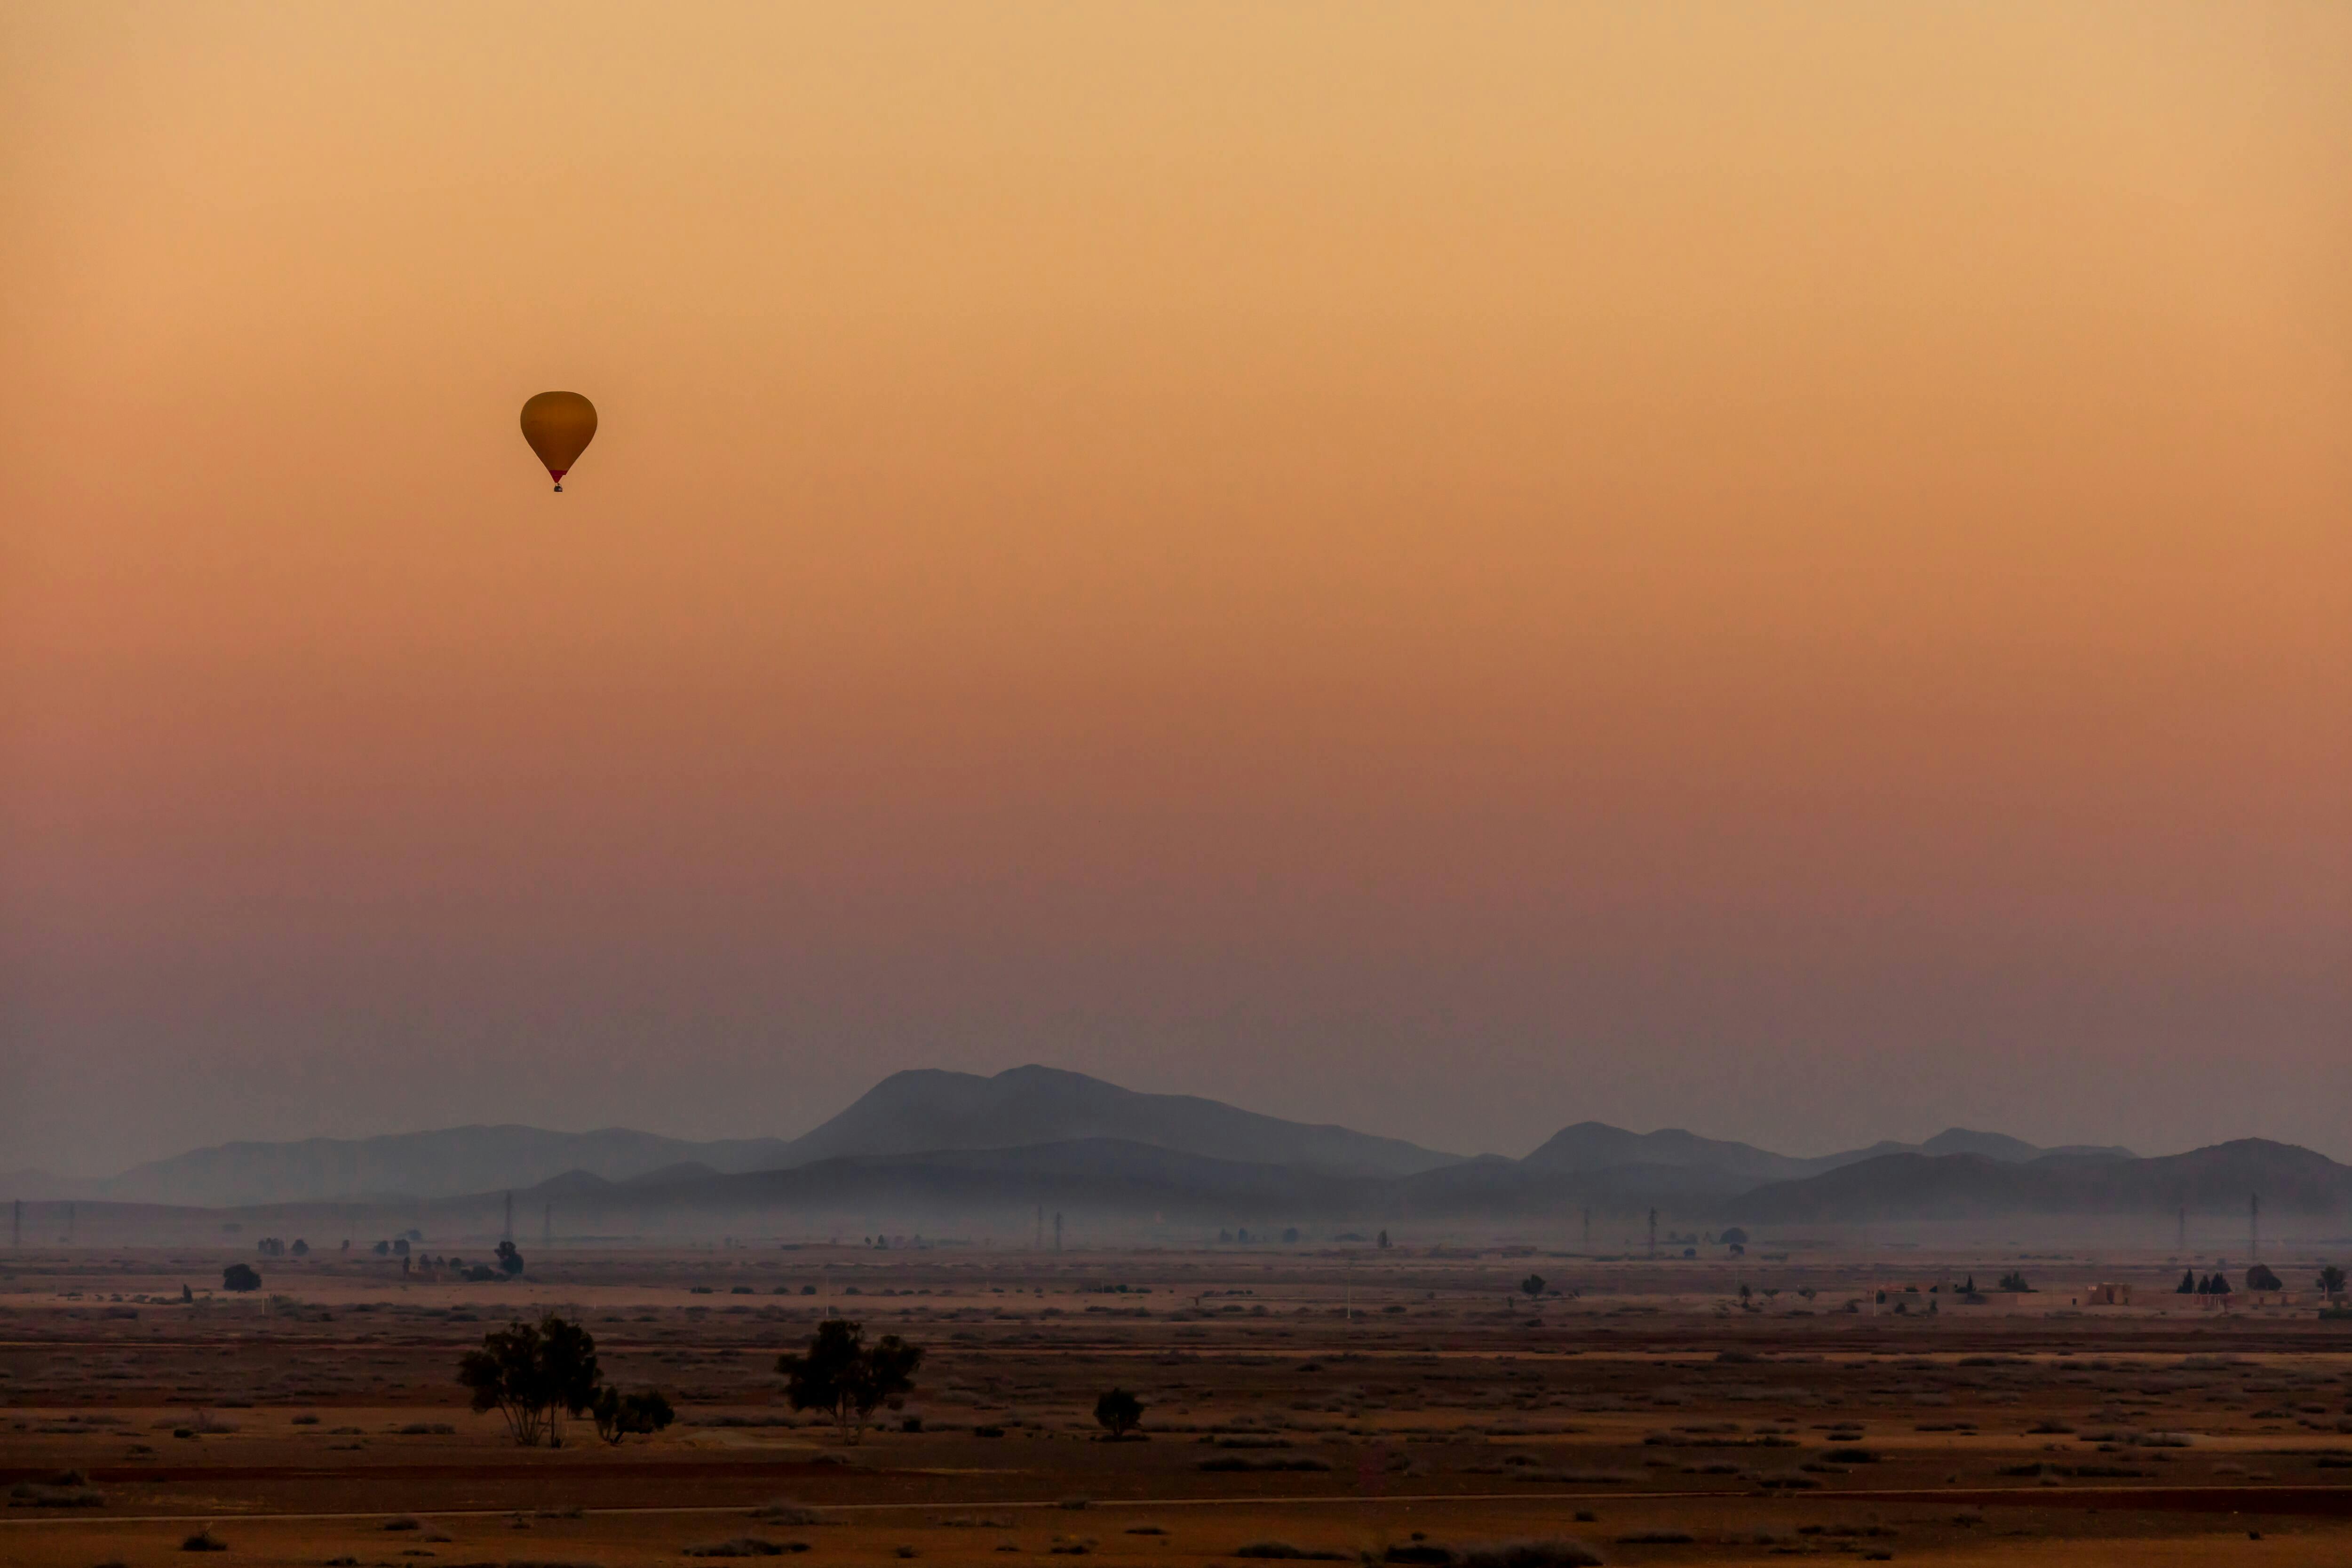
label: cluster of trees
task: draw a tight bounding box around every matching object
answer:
[2175,1264,2333,1296]
[457,1314,674,1448]
[1199,1227,1413,1250]
[254,1238,308,1257]
[380,1243,527,1282]
[222,1263,261,1292]
[777,1319,924,1441]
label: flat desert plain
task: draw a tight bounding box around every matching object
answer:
[7,1244,2352,1568]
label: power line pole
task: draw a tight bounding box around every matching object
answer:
[1581,1206,1591,1251]
[1053,1212,1064,1253]
[1646,1209,1657,1260]
[542,1202,552,1250]
[10,1199,19,1252]
[502,1192,514,1245]
[2249,1193,2260,1263]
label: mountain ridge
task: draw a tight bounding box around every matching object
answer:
[12,1132,2338,1250]
[1521,1122,2134,1184]
[0,1064,2185,1216]
[1724,1138,2349,1223]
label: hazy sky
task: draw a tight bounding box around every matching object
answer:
[5,3,2348,1177]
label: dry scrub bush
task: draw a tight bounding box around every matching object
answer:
[681,1539,809,1557]
[1387,1541,1602,1568]
[1232,1544,1348,1560]
[1199,1454,1332,1473]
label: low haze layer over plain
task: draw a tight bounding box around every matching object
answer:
[4,4,2349,1177]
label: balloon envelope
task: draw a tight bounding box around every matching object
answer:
[520,391,597,487]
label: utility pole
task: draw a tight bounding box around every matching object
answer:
[2177,1204,2185,1256]
[502,1192,514,1244]
[1646,1208,1657,1261]
[543,1202,552,1250]
[1053,1212,1064,1252]
[1035,1204,1044,1251]
[1581,1206,1591,1251]
[10,1199,19,1252]
[2250,1193,2260,1263]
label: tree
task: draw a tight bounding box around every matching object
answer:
[1376,1230,1391,1250]
[2177,1269,2196,1294]
[590,1386,675,1445]
[776,1319,924,1442]
[1520,1274,1546,1302]
[1719,1227,1749,1245]
[1996,1271,2031,1293]
[2210,1273,2233,1296]
[457,1314,603,1448]
[2246,1264,2282,1293]
[291,1239,310,1257]
[495,1240,525,1277]
[2319,1265,2347,1299]
[222,1263,262,1292]
[1094,1387,1145,1440]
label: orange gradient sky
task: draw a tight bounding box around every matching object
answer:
[4,3,2349,1174]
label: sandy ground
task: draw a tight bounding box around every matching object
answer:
[7,1243,2351,1567]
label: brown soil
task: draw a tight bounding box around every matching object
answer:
[6,1244,2350,1566]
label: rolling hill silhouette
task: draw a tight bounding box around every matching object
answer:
[15,1064,2320,1235]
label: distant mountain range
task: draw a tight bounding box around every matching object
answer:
[1724,1139,2352,1224]
[1,1066,1458,1207]
[0,1127,799,1208]
[1521,1122,2136,1187]
[8,1064,2336,1236]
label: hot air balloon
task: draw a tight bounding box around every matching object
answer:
[520,391,597,491]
